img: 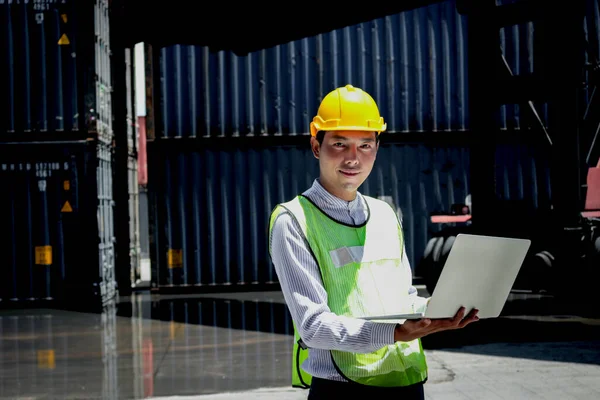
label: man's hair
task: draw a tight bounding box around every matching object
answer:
[315,131,380,146]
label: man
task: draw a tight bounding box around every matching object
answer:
[268,84,479,399]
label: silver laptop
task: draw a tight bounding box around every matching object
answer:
[361,233,531,321]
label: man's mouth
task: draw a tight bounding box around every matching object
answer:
[339,170,360,177]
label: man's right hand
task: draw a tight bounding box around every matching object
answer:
[393,306,479,342]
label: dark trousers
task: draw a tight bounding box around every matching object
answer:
[307,376,425,400]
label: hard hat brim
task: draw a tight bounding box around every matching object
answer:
[310,120,386,136]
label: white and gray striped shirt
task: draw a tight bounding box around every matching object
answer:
[269,179,421,382]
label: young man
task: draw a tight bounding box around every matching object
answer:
[268,84,479,399]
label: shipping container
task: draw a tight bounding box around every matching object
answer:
[154,0,599,142]
[0,0,113,143]
[128,154,141,284]
[158,0,470,138]
[0,0,123,307]
[144,0,599,292]
[125,46,142,286]
[147,141,552,289]
[155,0,599,139]
[0,141,116,307]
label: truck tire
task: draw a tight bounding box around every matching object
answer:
[418,237,442,295]
[425,235,455,295]
[531,250,554,293]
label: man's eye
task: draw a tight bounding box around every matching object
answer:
[333,143,344,147]
[361,144,372,149]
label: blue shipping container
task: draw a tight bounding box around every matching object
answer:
[146,0,595,289]
[157,0,599,138]
[0,141,117,305]
[148,142,552,287]
[0,0,113,143]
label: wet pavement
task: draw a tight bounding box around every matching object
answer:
[0,289,599,399]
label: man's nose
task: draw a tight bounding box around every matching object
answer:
[345,146,359,164]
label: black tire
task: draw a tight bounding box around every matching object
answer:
[425,235,456,295]
[422,236,439,261]
[526,250,554,293]
[418,237,443,294]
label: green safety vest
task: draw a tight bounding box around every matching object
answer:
[269,194,428,388]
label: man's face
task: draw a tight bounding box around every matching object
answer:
[311,130,379,201]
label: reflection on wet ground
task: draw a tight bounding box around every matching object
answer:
[0,289,598,399]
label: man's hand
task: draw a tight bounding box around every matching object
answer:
[394,307,479,342]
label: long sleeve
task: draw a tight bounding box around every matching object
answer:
[269,211,397,354]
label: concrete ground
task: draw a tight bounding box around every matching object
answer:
[145,291,600,400]
[1,290,599,400]
[152,338,600,400]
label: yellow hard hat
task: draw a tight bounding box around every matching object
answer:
[310,84,386,136]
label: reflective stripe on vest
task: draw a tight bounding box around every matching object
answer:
[269,195,428,388]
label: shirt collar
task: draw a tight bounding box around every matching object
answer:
[308,179,363,209]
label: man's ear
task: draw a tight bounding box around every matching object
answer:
[310,136,320,159]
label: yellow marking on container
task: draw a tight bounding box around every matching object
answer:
[35,246,52,265]
[61,14,67,23]
[63,180,70,191]
[61,200,73,213]
[167,249,183,269]
[58,33,70,45]
[37,349,56,369]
